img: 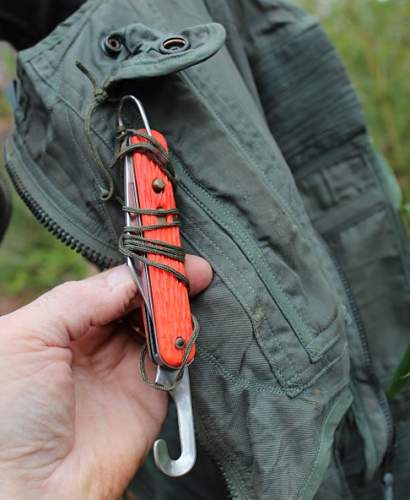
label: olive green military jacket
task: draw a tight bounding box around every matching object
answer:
[5,1,410,499]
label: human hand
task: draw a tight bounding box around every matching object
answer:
[0,256,212,500]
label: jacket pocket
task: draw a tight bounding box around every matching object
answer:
[151,67,349,390]
[172,142,348,395]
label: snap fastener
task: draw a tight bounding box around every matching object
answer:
[103,35,124,56]
[160,35,190,54]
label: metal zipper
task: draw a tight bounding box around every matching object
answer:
[5,160,116,270]
[213,458,241,500]
[195,429,240,500]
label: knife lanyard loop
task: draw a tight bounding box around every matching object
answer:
[139,314,200,392]
[114,129,177,188]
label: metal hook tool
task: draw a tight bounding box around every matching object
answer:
[154,369,196,476]
[119,95,197,477]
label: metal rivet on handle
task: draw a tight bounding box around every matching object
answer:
[152,178,166,193]
[175,337,186,349]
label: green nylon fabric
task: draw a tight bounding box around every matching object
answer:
[4,1,410,499]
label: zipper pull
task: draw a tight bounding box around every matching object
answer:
[382,472,394,500]
[381,426,396,500]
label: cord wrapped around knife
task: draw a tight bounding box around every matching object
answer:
[118,95,197,477]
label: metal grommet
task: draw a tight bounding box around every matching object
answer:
[160,35,190,54]
[103,35,124,56]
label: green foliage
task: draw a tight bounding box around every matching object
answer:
[298,0,410,230]
[387,343,410,399]
[0,192,88,301]
[0,44,14,119]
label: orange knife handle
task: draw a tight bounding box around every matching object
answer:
[131,130,194,368]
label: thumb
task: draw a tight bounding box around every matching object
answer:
[185,254,213,296]
[3,256,212,347]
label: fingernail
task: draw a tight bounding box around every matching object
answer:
[107,265,134,288]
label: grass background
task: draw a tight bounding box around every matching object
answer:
[0,46,88,312]
[0,0,409,313]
